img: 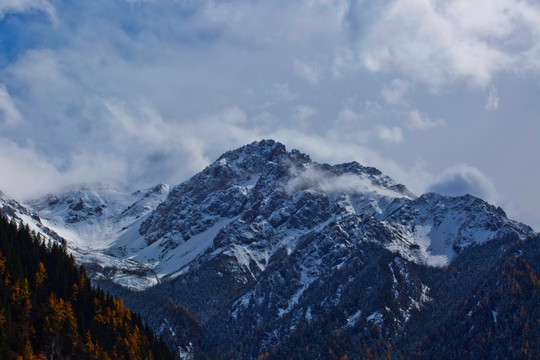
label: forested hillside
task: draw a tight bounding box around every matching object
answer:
[0,215,176,360]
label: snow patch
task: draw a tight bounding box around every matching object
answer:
[150,217,238,278]
[346,309,362,327]
[279,262,320,317]
[305,306,312,322]
[367,312,384,326]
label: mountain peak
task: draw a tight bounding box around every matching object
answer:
[333,161,382,176]
[219,139,286,159]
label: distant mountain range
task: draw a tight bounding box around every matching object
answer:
[1,139,538,359]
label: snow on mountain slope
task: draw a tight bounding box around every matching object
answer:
[133,141,420,281]
[139,140,286,247]
[3,139,538,356]
[29,182,169,249]
[383,192,535,266]
[24,140,533,292]
[0,190,65,243]
[1,185,169,291]
[3,139,534,295]
[132,141,534,288]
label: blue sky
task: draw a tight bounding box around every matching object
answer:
[0,0,539,230]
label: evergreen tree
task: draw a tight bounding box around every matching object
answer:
[0,215,176,360]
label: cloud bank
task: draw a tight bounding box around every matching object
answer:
[351,0,540,88]
[0,0,538,229]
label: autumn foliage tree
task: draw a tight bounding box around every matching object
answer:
[0,216,175,360]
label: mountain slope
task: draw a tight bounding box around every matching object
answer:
[29,182,169,250]
[391,232,540,360]
[258,232,540,360]
[1,187,167,291]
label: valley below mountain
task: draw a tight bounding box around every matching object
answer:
[1,140,538,359]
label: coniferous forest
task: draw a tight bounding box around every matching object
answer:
[0,216,176,360]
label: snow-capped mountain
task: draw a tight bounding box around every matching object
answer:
[1,183,170,291]
[2,139,537,358]
[29,182,169,249]
[17,140,532,288]
[0,190,68,246]
[106,140,532,357]
[126,140,532,283]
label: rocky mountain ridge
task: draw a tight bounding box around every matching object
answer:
[1,139,537,359]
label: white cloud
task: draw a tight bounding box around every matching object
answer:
[353,0,540,88]
[0,0,56,22]
[336,107,361,123]
[105,100,170,146]
[380,81,445,132]
[406,110,445,130]
[0,138,126,200]
[363,101,383,116]
[0,0,538,229]
[428,164,498,204]
[486,86,500,111]
[331,46,358,77]
[294,105,316,121]
[0,99,263,199]
[104,100,256,179]
[7,49,80,111]
[205,106,247,125]
[0,85,23,125]
[268,129,386,167]
[0,139,60,199]
[273,83,297,102]
[376,126,403,143]
[382,79,410,105]
[286,166,407,198]
[294,59,321,84]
